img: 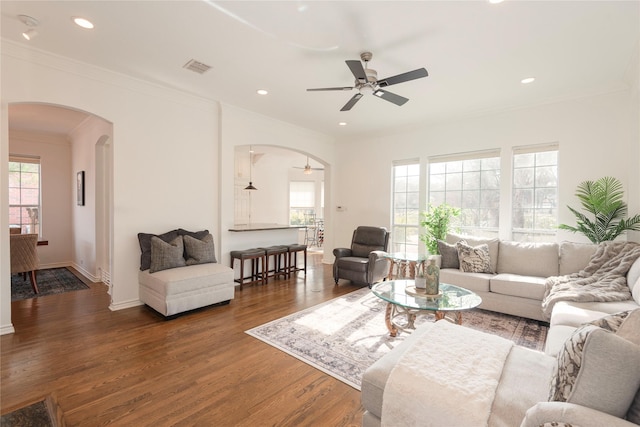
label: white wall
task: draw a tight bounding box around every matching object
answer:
[1,41,220,333]
[332,90,640,254]
[8,130,73,268]
[69,115,113,281]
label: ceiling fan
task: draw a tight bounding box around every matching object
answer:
[294,157,324,174]
[307,51,428,111]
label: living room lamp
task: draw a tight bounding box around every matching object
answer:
[244,146,257,190]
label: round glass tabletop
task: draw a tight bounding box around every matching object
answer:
[371,280,482,312]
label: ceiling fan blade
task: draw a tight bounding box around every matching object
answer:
[346,60,367,82]
[307,87,353,92]
[373,89,409,106]
[377,68,428,87]
[340,93,363,111]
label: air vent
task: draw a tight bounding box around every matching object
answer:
[183,59,212,74]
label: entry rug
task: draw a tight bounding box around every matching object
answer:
[245,287,548,390]
[11,267,90,301]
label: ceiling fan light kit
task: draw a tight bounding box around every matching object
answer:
[307,51,428,111]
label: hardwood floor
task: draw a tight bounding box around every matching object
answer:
[1,254,365,426]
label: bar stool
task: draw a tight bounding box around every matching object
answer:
[287,243,307,276]
[260,245,289,281]
[230,248,266,290]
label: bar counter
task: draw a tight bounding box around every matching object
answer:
[228,223,303,232]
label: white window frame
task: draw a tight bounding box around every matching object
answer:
[9,155,42,236]
[511,144,559,242]
[391,160,420,255]
[428,150,501,238]
[289,181,316,225]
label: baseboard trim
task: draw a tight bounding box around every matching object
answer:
[0,324,16,335]
[109,299,143,311]
[69,263,100,283]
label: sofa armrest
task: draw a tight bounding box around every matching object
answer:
[520,402,637,427]
[368,251,391,285]
[333,247,352,259]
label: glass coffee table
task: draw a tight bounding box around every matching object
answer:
[371,280,482,337]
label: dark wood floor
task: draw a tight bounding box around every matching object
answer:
[1,254,365,426]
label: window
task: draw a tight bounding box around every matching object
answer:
[391,161,420,255]
[512,145,558,242]
[428,151,500,237]
[289,181,315,225]
[9,156,41,235]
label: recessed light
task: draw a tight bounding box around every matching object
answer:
[73,17,94,29]
[488,0,504,3]
[338,122,347,126]
[256,89,268,95]
[521,77,536,84]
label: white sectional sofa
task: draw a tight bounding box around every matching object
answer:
[361,239,640,427]
[438,234,625,322]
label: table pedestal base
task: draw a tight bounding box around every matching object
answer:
[385,303,463,337]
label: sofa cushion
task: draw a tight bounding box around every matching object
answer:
[549,325,640,418]
[150,236,186,273]
[138,229,179,271]
[456,240,493,273]
[497,241,559,277]
[184,233,217,265]
[336,256,369,273]
[440,268,492,293]
[437,240,459,269]
[447,233,499,273]
[628,258,640,304]
[490,274,546,300]
[559,241,598,275]
[139,262,234,296]
[550,300,640,327]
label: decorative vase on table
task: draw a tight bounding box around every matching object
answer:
[425,258,440,295]
[414,261,426,289]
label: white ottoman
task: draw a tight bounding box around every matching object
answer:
[139,262,234,317]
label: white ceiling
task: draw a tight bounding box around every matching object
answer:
[2,1,639,139]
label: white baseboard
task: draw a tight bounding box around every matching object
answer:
[109,299,143,311]
[69,263,100,283]
[0,324,16,335]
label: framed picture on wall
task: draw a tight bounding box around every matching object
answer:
[77,171,85,206]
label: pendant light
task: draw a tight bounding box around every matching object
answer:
[244,146,257,190]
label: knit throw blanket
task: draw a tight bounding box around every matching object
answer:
[381,321,513,427]
[542,241,640,320]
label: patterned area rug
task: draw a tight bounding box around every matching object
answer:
[11,267,90,301]
[246,287,548,390]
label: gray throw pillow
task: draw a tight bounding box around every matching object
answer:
[149,236,186,273]
[184,233,217,265]
[138,229,179,271]
[437,240,459,269]
[548,324,640,418]
[456,240,492,273]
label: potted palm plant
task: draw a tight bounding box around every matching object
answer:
[559,176,640,243]
[420,203,461,255]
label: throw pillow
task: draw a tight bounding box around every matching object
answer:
[184,233,217,265]
[177,228,210,258]
[456,240,492,273]
[149,235,186,273]
[589,310,631,332]
[138,229,179,271]
[548,324,640,418]
[437,240,459,269]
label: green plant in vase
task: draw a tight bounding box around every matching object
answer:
[420,203,461,255]
[558,176,640,243]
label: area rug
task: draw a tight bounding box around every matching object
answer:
[0,395,61,427]
[11,267,90,301]
[246,287,548,390]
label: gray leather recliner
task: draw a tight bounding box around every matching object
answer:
[333,226,391,288]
